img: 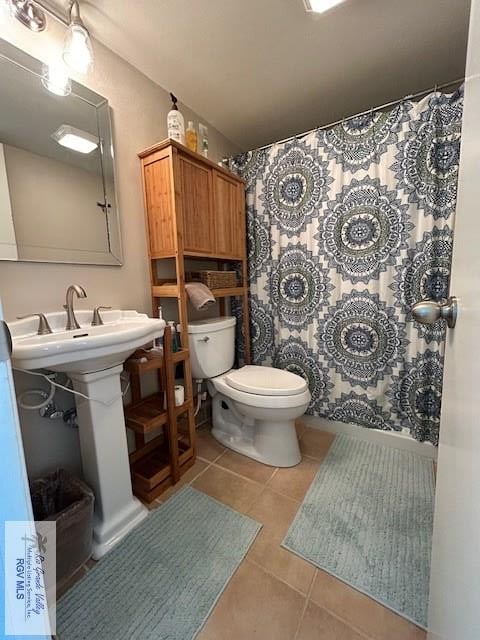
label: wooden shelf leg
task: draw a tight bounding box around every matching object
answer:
[163,326,181,483]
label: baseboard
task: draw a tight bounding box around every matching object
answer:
[302,415,438,461]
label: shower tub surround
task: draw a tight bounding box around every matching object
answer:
[231,89,463,445]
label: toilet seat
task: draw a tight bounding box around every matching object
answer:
[211,368,311,410]
[226,365,308,396]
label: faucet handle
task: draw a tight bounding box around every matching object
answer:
[92,306,112,326]
[17,313,53,335]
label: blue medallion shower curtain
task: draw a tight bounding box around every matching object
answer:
[230,89,463,445]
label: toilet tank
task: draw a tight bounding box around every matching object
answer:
[188,316,236,379]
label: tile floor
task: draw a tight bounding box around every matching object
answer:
[60,422,427,640]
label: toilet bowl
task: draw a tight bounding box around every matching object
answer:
[188,317,311,467]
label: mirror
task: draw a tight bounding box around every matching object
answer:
[0,39,122,265]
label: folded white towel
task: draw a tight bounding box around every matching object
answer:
[185,282,216,310]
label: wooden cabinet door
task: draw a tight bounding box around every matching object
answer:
[178,153,214,254]
[143,154,176,257]
[212,170,245,258]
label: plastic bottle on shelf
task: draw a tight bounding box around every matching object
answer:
[176,323,182,351]
[185,121,198,152]
[153,306,164,353]
[167,321,179,352]
[167,93,185,145]
[199,123,208,158]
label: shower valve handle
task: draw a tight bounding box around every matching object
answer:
[411,296,458,329]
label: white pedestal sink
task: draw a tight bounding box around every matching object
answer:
[9,310,165,559]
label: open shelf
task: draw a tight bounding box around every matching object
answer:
[174,398,193,417]
[124,393,167,434]
[152,285,246,301]
[131,444,171,490]
[124,323,197,503]
[124,352,164,376]
[124,349,188,376]
[132,455,196,503]
[152,283,179,298]
[152,283,246,299]
[131,437,194,492]
[209,286,246,298]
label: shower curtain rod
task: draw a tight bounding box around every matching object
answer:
[248,77,464,154]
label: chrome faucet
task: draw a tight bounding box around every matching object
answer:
[65,285,87,330]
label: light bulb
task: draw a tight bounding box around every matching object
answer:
[41,62,72,97]
[63,23,93,74]
[0,0,11,23]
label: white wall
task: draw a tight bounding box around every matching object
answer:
[0,17,240,479]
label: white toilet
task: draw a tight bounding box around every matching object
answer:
[188,316,311,467]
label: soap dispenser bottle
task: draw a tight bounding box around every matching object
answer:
[167,93,185,145]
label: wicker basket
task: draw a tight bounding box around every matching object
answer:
[187,270,237,289]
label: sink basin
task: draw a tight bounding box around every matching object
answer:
[9,309,164,373]
[9,309,165,559]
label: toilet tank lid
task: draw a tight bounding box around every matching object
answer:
[226,365,308,396]
[188,316,236,334]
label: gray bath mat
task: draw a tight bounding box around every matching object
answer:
[57,486,261,639]
[283,434,435,628]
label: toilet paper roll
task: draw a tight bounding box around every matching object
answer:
[174,385,184,406]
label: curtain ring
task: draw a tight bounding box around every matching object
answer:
[432,83,440,127]
[370,106,380,199]
[372,109,376,148]
[369,107,375,145]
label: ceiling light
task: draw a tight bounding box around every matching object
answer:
[41,62,72,97]
[52,125,98,154]
[63,0,93,74]
[303,0,346,13]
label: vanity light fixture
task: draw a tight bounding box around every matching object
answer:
[41,62,72,97]
[303,0,346,13]
[62,0,94,74]
[9,0,46,31]
[5,0,95,91]
[52,124,98,154]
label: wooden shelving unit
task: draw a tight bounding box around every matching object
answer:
[131,139,251,501]
[138,138,251,367]
[124,326,195,502]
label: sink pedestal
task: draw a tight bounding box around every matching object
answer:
[70,364,148,559]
